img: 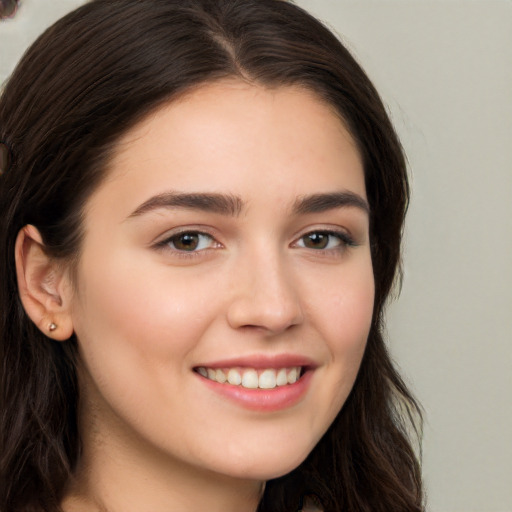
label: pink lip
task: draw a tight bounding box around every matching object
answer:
[195,353,317,370]
[197,371,313,412]
[194,354,316,412]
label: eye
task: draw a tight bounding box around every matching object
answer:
[295,230,354,250]
[162,231,217,252]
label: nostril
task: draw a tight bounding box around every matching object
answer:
[225,264,304,333]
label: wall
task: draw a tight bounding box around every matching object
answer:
[2,1,511,511]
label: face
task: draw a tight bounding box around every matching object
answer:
[69,81,374,482]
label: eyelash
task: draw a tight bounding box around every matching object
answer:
[154,230,220,259]
[154,228,356,258]
[293,230,356,252]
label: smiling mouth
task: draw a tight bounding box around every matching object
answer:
[194,366,305,389]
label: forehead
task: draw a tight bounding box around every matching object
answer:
[89,80,366,218]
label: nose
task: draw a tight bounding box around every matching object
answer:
[226,251,304,335]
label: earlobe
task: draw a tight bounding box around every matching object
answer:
[15,225,74,341]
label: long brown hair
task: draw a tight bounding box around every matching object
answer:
[0,1,423,511]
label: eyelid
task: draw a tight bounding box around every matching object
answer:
[292,227,357,250]
[150,224,359,257]
[293,224,356,241]
[152,224,217,243]
[152,227,222,254]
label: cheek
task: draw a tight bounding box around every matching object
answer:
[69,250,225,447]
[332,268,374,370]
[71,248,218,377]
[307,257,375,347]
[304,258,375,411]
[330,281,375,345]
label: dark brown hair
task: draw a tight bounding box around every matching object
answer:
[0,1,423,511]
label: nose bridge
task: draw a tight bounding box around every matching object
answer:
[227,242,303,333]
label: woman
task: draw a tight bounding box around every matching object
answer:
[0,1,423,511]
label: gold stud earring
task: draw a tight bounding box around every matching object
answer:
[49,322,58,332]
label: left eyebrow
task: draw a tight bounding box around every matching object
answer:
[293,192,370,216]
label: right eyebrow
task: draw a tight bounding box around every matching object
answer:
[126,191,244,219]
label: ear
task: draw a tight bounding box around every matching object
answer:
[15,225,74,341]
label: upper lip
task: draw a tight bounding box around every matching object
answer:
[194,354,318,370]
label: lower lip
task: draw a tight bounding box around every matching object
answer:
[196,370,313,412]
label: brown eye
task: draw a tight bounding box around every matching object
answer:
[302,232,330,249]
[167,232,214,252]
[296,231,354,251]
[172,233,199,251]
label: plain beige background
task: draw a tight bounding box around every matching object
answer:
[1,1,511,511]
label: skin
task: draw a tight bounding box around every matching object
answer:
[17,81,374,512]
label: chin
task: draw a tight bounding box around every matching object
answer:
[214,438,316,482]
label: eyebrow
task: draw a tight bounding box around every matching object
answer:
[127,190,369,219]
[128,192,243,218]
[293,192,369,215]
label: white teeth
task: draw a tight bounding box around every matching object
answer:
[287,367,299,384]
[227,368,242,385]
[241,369,259,389]
[197,366,303,388]
[276,368,288,386]
[259,369,277,389]
[215,369,227,383]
